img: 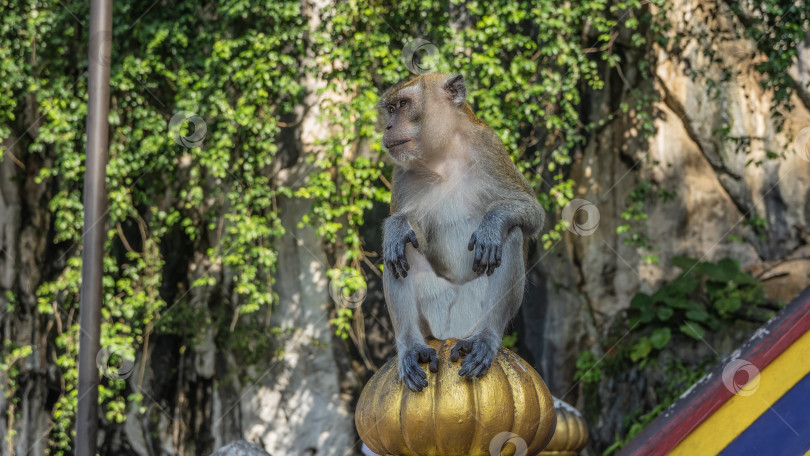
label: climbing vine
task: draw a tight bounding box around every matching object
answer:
[1,0,807,453]
[2,0,305,452]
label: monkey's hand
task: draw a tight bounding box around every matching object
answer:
[383,215,419,279]
[398,344,439,392]
[450,336,498,378]
[467,215,505,276]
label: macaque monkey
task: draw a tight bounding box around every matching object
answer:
[379,73,545,392]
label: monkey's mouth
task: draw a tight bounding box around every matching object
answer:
[385,139,411,149]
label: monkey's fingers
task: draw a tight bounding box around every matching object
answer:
[407,230,419,249]
[472,245,485,274]
[479,245,495,275]
[395,242,405,261]
[395,259,409,278]
[467,233,477,251]
[485,247,499,275]
[398,254,410,274]
[385,260,401,279]
[386,254,409,279]
[395,242,410,274]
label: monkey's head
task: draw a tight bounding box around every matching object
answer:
[378,73,469,166]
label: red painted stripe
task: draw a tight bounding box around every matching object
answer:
[617,286,810,456]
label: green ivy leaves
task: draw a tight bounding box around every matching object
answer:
[628,256,773,350]
[583,255,781,454]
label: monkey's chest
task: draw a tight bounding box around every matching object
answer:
[421,194,483,283]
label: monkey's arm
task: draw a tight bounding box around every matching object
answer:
[468,197,544,275]
[486,195,545,237]
[383,213,421,279]
[466,138,544,275]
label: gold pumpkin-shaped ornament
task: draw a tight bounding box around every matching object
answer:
[538,398,588,455]
[356,338,556,456]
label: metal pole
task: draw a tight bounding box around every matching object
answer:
[77,0,112,454]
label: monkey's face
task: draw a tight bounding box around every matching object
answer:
[381,85,424,164]
[379,73,468,167]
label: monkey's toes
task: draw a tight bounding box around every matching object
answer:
[399,347,436,391]
[401,370,427,392]
[450,339,474,362]
[460,356,493,378]
[401,363,428,391]
[459,356,494,378]
[450,340,496,378]
[416,346,439,372]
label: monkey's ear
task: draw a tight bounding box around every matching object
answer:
[443,74,467,106]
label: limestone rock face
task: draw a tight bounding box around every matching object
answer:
[210,440,271,456]
[518,1,810,451]
[3,2,809,456]
[232,1,355,454]
[237,195,354,456]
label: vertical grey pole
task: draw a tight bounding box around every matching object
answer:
[77,0,112,454]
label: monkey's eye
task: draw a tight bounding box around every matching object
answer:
[399,99,407,108]
[388,105,395,113]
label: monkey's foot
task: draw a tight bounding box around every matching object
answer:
[450,337,497,378]
[398,345,439,392]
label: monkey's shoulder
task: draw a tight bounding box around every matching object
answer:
[471,146,535,196]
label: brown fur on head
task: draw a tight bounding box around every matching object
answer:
[378,73,474,167]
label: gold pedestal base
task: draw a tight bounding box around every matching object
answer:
[356,339,556,456]
[538,398,589,456]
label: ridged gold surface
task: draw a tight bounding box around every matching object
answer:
[539,400,589,456]
[356,339,556,456]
